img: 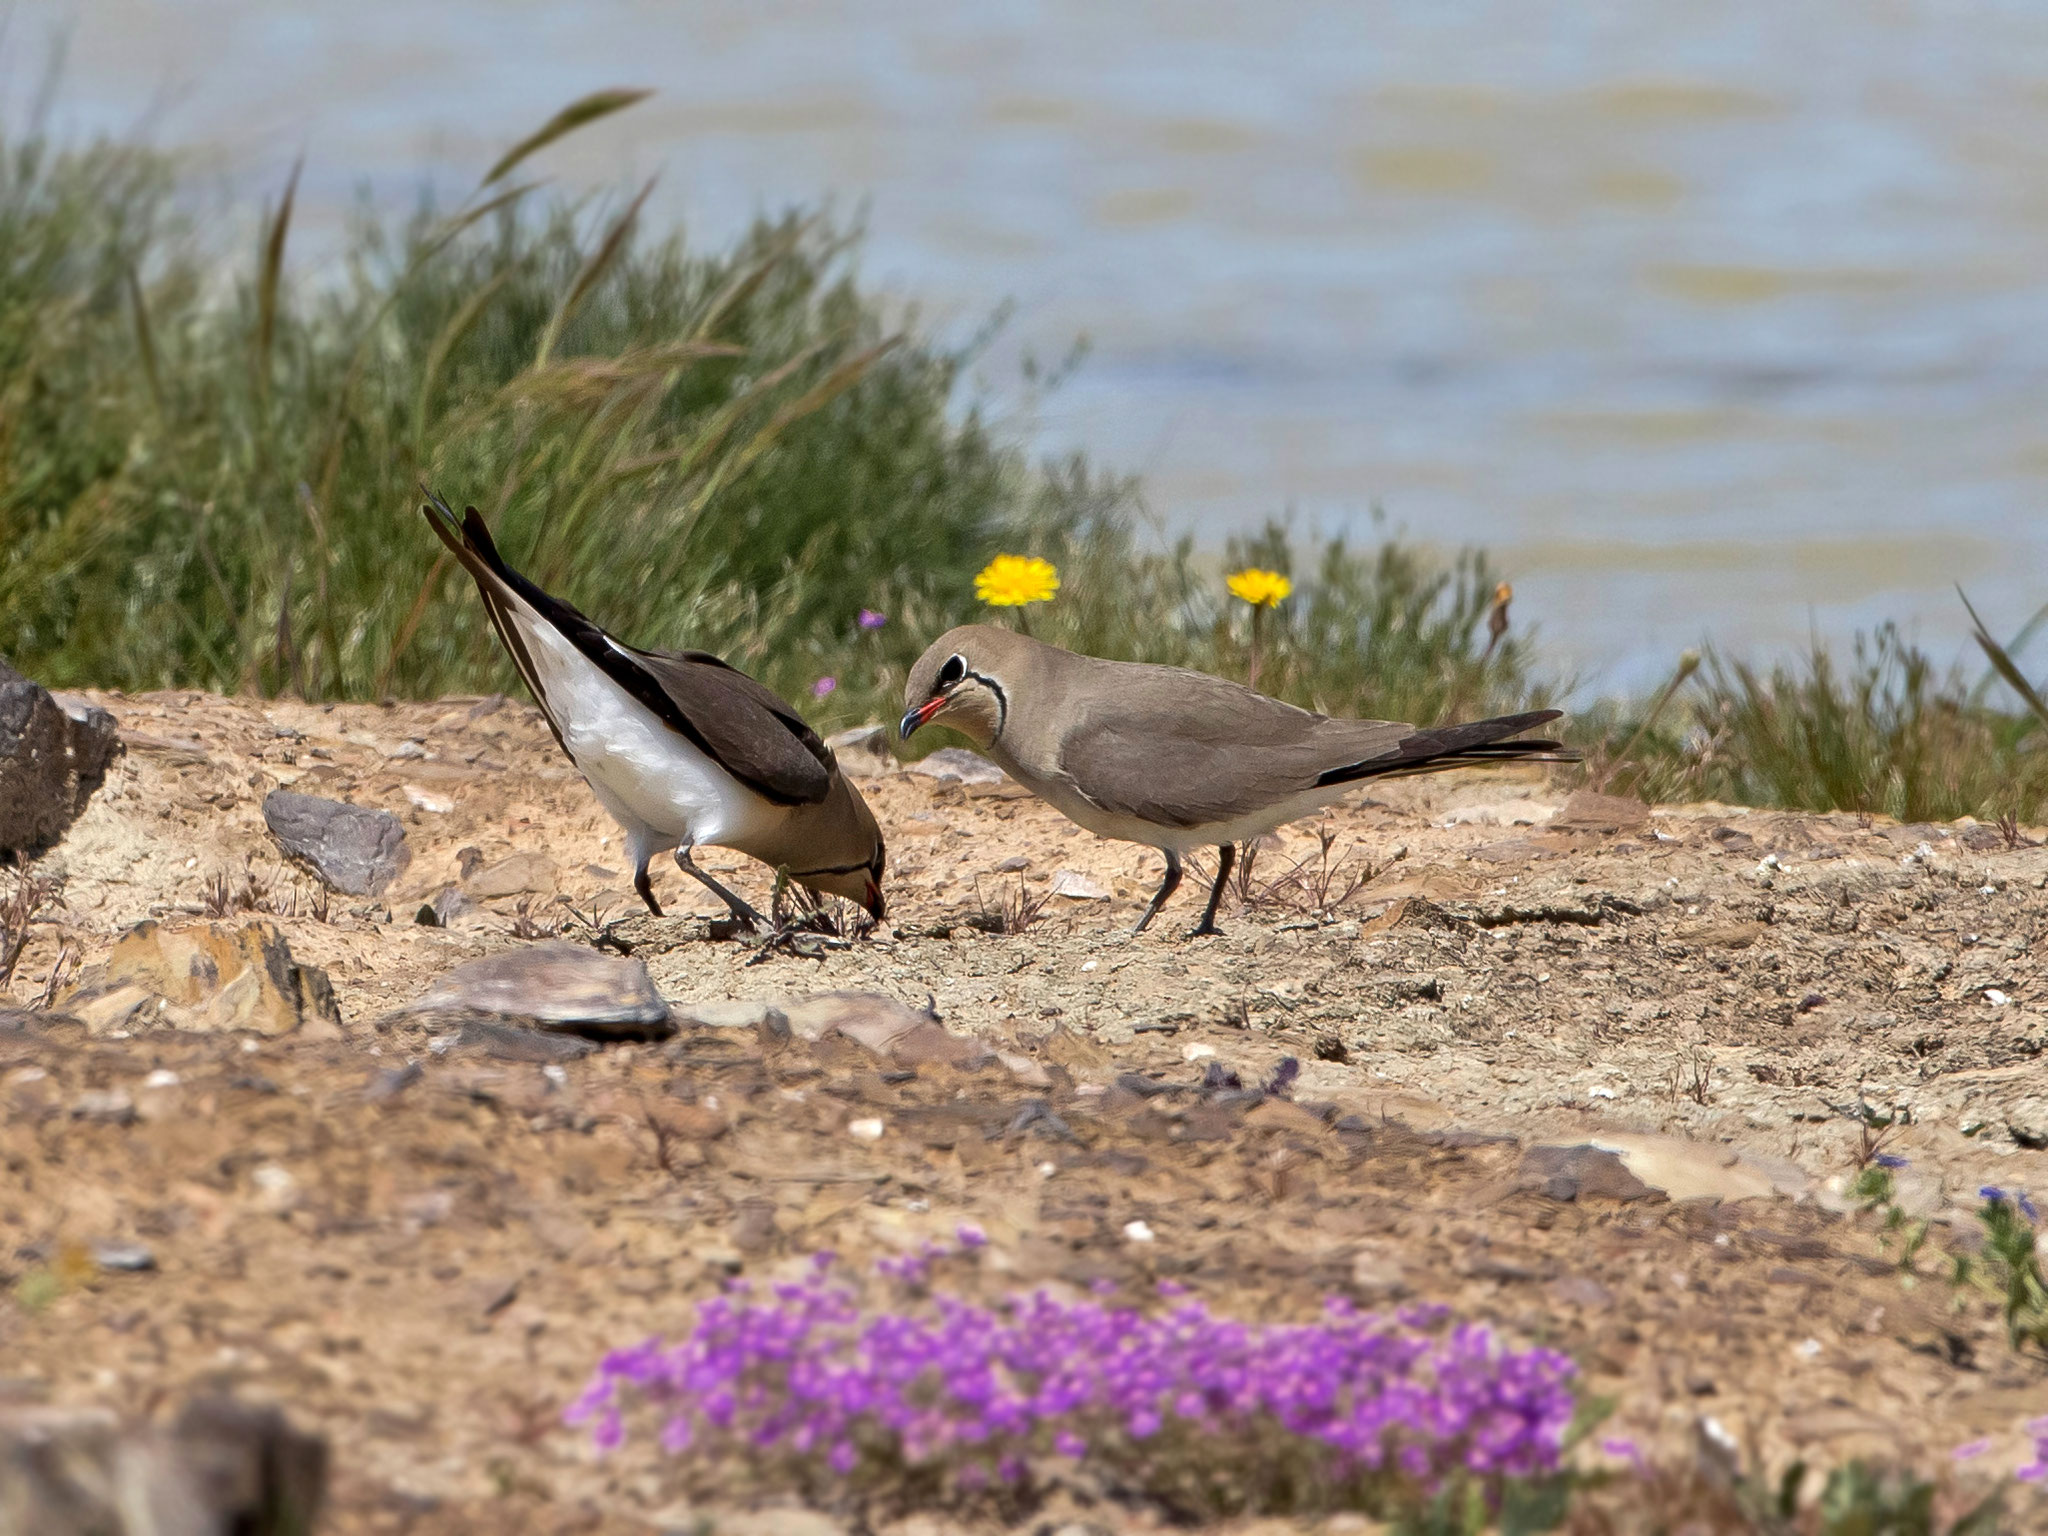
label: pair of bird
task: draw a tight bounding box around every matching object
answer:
[423,493,1570,937]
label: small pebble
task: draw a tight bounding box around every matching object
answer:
[1182,1043,1216,1062]
[71,1089,136,1124]
[91,1241,156,1273]
[1081,961,1098,973]
[1123,1220,1155,1243]
[847,1117,885,1142]
[1986,989,2011,1007]
[142,1069,180,1089]
[1793,1338,1822,1359]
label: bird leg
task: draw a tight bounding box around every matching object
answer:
[1131,850,1183,935]
[633,859,664,917]
[675,846,771,932]
[1188,843,1235,938]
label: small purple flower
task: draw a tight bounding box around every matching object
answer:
[955,1223,987,1249]
[1874,1153,1907,1170]
[1982,1185,2008,1204]
[812,676,837,698]
[2025,1193,2042,1223]
[858,609,887,630]
[1952,1437,1993,1461]
[1600,1436,1644,1469]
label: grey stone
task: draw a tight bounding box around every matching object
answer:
[90,1241,155,1273]
[261,791,410,896]
[0,658,120,861]
[905,747,1005,786]
[1,1398,328,1536]
[406,941,672,1041]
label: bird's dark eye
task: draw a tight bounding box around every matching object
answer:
[936,655,966,689]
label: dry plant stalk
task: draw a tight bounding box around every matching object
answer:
[974,873,1056,936]
[2,871,63,989]
[1219,825,1379,921]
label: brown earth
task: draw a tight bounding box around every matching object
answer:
[4,688,2048,1533]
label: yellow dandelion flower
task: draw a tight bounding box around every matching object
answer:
[975,554,1060,608]
[1227,567,1293,607]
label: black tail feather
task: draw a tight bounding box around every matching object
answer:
[1317,708,1578,788]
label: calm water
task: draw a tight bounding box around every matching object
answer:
[22,0,2048,692]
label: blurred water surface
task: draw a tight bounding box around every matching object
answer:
[20,0,2048,691]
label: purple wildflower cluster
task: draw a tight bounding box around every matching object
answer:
[567,1253,1577,1509]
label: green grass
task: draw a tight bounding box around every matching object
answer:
[0,97,1531,740]
[1586,624,2048,826]
[9,93,2048,827]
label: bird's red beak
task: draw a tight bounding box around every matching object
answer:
[899,697,946,740]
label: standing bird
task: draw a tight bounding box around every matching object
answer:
[901,625,1571,937]
[422,492,884,925]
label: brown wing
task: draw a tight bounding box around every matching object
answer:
[420,494,834,807]
[629,647,834,806]
[1057,671,1413,828]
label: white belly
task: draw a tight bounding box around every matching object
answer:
[507,604,778,852]
[995,752,1351,853]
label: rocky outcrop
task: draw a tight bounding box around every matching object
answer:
[0,658,120,861]
[62,920,343,1037]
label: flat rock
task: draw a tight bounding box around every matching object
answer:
[1516,1144,1657,1203]
[261,791,410,896]
[1587,1132,1806,1203]
[461,850,558,900]
[446,1018,599,1062]
[0,658,120,860]
[810,993,994,1068]
[1552,789,1652,833]
[673,998,781,1030]
[69,920,342,1037]
[674,991,998,1070]
[823,724,896,778]
[406,942,672,1041]
[905,747,1005,786]
[1049,868,1112,900]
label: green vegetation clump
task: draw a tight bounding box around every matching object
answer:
[9,93,2048,827]
[0,102,1529,738]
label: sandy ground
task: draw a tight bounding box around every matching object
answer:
[4,688,2048,1532]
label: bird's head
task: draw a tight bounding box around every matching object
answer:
[804,847,887,920]
[900,625,1029,749]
